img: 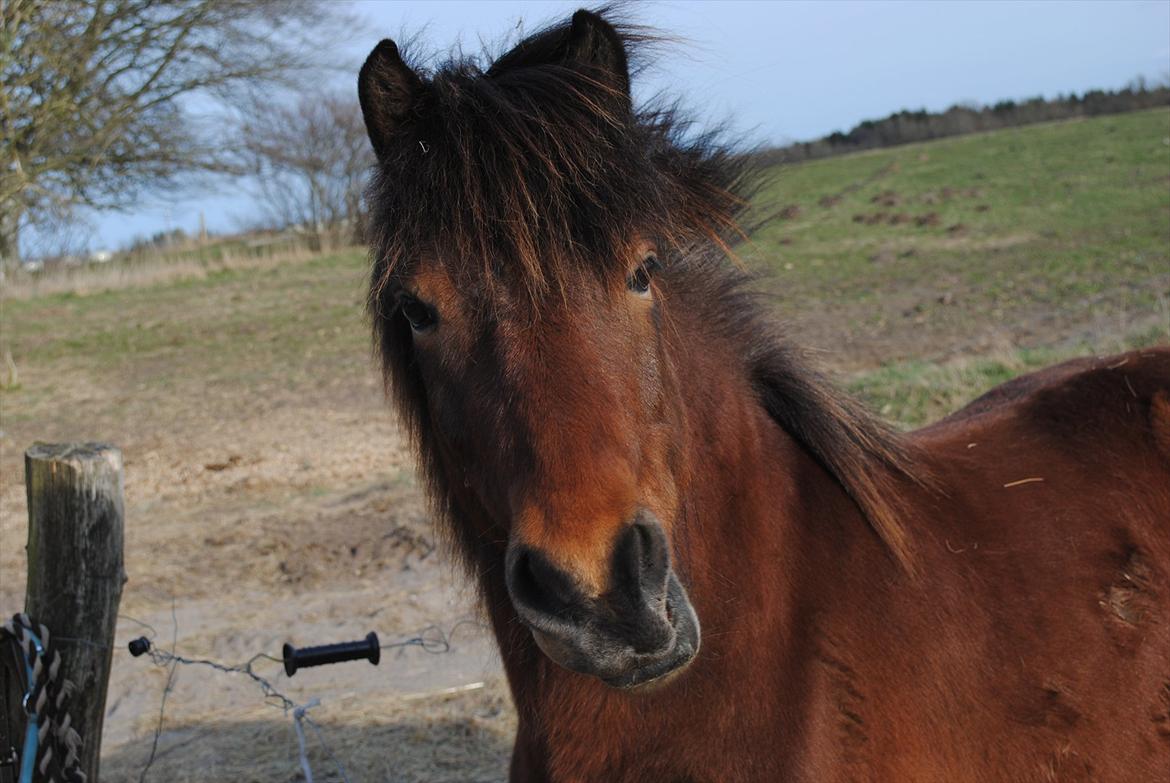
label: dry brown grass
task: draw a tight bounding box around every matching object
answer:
[2,246,332,301]
[0,246,517,782]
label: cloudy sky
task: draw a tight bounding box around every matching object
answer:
[79,0,1170,253]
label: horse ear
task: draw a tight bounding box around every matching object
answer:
[491,9,631,107]
[564,10,630,98]
[358,39,423,161]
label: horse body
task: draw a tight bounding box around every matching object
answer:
[356,8,1170,780]
[499,314,1170,782]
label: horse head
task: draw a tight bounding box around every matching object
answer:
[358,10,745,689]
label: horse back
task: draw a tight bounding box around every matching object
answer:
[887,346,1170,779]
[923,345,1170,479]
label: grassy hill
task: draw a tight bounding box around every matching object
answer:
[743,108,1169,423]
[2,108,1167,438]
[746,107,1168,358]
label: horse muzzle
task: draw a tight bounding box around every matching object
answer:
[504,512,701,690]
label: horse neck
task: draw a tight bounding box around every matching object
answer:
[664,300,834,578]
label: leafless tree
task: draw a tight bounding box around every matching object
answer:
[0,0,354,261]
[238,92,374,251]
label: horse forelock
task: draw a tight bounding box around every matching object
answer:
[363,17,752,314]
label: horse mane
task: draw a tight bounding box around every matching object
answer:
[752,343,924,571]
[365,9,924,574]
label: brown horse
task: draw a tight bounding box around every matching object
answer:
[358,9,1170,781]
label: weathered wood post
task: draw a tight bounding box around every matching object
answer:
[24,443,125,782]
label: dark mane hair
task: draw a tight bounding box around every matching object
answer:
[363,9,923,573]
[364,19,750,305]
[680,252,927,569]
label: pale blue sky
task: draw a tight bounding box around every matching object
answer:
[69,0,1170,254]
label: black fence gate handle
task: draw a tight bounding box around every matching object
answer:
[282,632,380,677]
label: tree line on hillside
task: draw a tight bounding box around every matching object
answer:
[759,81,1170,166]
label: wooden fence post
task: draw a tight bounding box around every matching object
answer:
[24,443,125,783]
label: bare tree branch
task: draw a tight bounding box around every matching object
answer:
[237,91,373,251]
[0,0,356,261]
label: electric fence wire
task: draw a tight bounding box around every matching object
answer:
[9,609,483,783]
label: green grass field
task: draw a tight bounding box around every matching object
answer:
[750,107,1168,309]
[752,108,1169,423]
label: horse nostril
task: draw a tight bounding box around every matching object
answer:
[612,515,671,605]
[505,545,583,622]
[504,515,675,652]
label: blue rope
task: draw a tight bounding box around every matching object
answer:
[17,624,44,783]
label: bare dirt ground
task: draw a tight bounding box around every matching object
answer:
[0,253,519,780]
[1,377,517,781]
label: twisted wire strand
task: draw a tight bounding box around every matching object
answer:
[133,620,476,782]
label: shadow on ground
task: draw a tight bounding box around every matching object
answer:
[99,685,516,783]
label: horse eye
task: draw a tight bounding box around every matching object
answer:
[399,295,437,332]
[627,255,659,295]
